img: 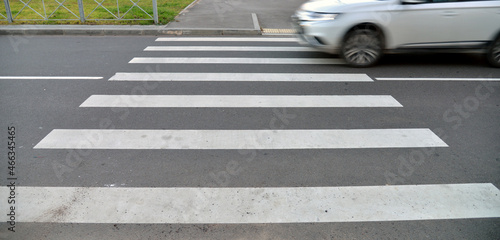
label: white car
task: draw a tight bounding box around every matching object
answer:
[292,0,500,67]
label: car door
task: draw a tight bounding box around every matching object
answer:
[384,0,460,49]
[449,0,500,46]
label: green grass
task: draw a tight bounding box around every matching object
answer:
[0,0,194,25]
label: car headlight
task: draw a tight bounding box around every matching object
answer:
[296,10,340,22]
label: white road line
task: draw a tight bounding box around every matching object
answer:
[156,37,298,42]
[144,46,317,52]
[129,57,343,65]
[1,183,498,223]
[79,95,402,108]
[0,76,103,80]
[33,129,447,149]
[109,73,372,82]
[376,77,500,81]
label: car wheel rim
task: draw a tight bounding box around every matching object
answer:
[343,31,381,66]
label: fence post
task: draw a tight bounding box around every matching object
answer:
[3,0,13,23]
[152,0,158,24]
[77,0,85,23]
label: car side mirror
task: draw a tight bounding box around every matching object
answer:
[401,0,428,4]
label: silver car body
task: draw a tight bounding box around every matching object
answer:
[293,0,500,54]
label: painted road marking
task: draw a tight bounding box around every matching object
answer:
[376,77,500,81]
[155,37,298,42]
[144,46,317,52]
[79,95,402,108]
[0,76,103,80]
[34,129,447,149]
[129,57,343,65]
[109,73,372,82]
[1,183,498,223]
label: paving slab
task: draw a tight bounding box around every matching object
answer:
[167,0,304,30]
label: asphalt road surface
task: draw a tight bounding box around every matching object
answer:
[0,35,499,239]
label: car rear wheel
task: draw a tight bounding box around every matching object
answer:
[487,36,500,68]
[341,28,382,67]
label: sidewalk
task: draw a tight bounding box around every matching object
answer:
[167,0,304,34]
[0,0,304,36]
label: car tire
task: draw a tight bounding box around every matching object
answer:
[487,36,500,68]
[341,28,383,68]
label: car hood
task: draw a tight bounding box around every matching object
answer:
[300,0,395,13]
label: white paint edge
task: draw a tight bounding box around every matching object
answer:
[109,73,372,82]
[33,129,448,149]
[144,46,317,52]
[129,57,343,65]
[1,184,498,223]
[251,13,260,30]
[176,0,201,16]
[79,95,403,108]
[0,76,103,80]
[376,78,500,81]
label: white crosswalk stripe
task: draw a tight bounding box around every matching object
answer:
[144,46,317,52]
[129,57,344,64]
[1,184,499,223]
[33,129,448,149]
[155,37,298,42]
[79,95,402,108]
[108,73,373,82]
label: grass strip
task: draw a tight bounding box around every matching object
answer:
[0,0,194,25]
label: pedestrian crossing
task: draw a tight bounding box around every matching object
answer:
[18,36,500,226]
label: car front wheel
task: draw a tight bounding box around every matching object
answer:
[487,36,500,68]
[341,28,383,67]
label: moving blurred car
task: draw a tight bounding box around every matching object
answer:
[292,0,500,67]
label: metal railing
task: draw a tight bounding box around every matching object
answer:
[1,0,158,24]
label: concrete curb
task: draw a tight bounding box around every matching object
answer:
[0,26,262,36]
